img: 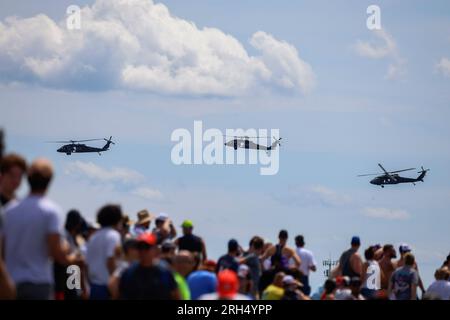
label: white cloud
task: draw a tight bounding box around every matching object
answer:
[65,161,145,184]
[131,187,164,201]
[0,0,315,96]
[274,185,351,207]
[64,160,165,201]
[308,185,352,207]
[354,29,405,79]
[363,207,410,220]
[436,57,450,77]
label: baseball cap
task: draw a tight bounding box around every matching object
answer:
[202,259,217,272]
[351,236,361,246]
[156,212,169,221]
[238,264,249,278]
[282,275,303,287]
[161,239,176,251]
[137,232,157,247]
[399,243,412,254]
[181,220,194,228]
[228,239,239,252]
[217,270,239,299]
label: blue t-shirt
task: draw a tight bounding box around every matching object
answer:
[390,266,419,300]
[187,270,217,300]
[119,261,177,300]
[216,254,239,273]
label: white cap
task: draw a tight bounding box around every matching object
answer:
[399,243,412,253]
[238,264,249,278]
[156,212,169,221]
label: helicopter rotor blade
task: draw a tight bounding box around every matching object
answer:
[357,173,381,177]
[389,168,416,174]
[378,163,397,181]
[46,138,104,144]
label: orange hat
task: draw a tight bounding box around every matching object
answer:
[217,270,239,299]
[137,232,157,246]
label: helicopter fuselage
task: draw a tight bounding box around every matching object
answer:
[57,143,107,155]
[224,139,271,150]
[370,174,425,187]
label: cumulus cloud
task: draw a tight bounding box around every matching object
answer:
[274,185,351,208]
[131,187,164,201]
[363,207,410,220]
[65,160,145,184]
[64,160,164,201]
[354,29,405,79]
[0,0,315,96]
[436,57,450,77]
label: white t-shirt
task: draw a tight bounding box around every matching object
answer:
[426,280,450,300]
[86,227,121,285]
[362,260,381,290]
[199,292,250,300]
[296,247,317,276]
[3,195,62,284]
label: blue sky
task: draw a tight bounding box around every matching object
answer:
[1,0,450,292]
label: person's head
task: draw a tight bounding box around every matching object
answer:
[278,230,288,244]
[136,209,153,230]
[273,271,286,287]
[399,243,412,256]
[404,252,415,266]
[364,246,375,261]
[250,236,264,254]
[136,232,158,266]
[97,204,123,230]
[351,236,361,249]
[444,254,450,267]
[160,239,177,264]
[27,158,53,194]
[217,270,239,300]
[65,209,85,234]
[83,221,100,240]
[324,279,336,294]
[0,153,27,197]
[122,238,139,262]
[173,250,195,277]
[228,239,239,255]
[237,264,252,294]
[434,268,450,281]
[155,213,169,228]
[383,244,397,259]
[282,275,302,291]
[181,220,194,235]
[121,215,132,235]
[295,235,305,248]
[201,259,217,273]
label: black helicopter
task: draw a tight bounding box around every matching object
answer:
[224,136,282,154]
[49,137,115,155]
[358,163,429,188]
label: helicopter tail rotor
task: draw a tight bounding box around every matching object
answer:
[104,136,116,145]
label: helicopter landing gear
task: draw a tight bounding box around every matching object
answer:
[66,153,71,155]
[381,185,384,188]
